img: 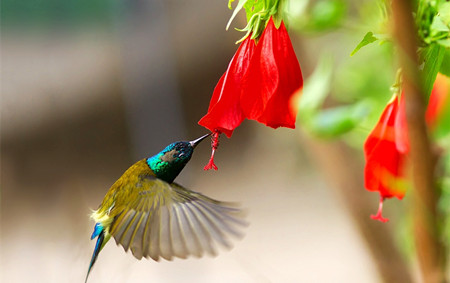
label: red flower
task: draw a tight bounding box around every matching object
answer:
[198,36,256,138]
[364,95,407,222]
[199,17,303,170]
[241,18,303,129]
[426,73,449,127]
[364,75,448,222]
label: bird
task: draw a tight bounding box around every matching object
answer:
[85,134,246,282]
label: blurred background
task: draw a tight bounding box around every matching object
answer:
[1,0,424,282]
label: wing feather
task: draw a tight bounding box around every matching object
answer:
[129,211,146,259]
[194,200,245,237]
[182,202,216,256]
[190,201,232,248]
[173,204,202,258]
[159,205,174,260]
[148,202,161,261]
[169,205,189,258]
[109,176,246,261]
[120,199,146,252]
[112,210,136,247]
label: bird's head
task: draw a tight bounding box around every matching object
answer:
[146,134,210,183]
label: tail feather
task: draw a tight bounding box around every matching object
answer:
[85,225,106,283]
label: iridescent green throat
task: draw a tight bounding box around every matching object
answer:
[146,154,186,183]
[146,141,194,183]
[146,154,172,183]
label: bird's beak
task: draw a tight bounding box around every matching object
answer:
[190,133,211,148]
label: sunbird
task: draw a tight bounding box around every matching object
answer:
[85,134,245,282]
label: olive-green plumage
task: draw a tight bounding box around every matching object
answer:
[85,134,245,282]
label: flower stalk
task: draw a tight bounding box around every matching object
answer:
[391,0,446,282]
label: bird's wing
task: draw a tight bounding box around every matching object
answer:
[108,175,246,261]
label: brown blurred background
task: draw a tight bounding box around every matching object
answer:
[1,0,385,282]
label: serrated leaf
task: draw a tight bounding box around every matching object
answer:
[420,44,446,96]
[350,32,378,56]
[226,0,248,30]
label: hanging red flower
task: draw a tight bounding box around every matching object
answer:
[364,95,407,222]
[240,17,303,129]
[199,17,303,170]
[198,36,256,138]
[364,75,448,222]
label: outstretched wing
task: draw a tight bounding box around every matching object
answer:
[109,175,246,261]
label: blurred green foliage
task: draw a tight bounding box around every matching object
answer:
[292,0,450,253]
[287,0,346,32]
[298,54,373,139]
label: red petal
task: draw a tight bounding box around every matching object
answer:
[364,96,398,156]
[198,37,256,137]
[394,94,409,154]
[364,95,407,199]
[240,18,303,129]
[426,74,449,127]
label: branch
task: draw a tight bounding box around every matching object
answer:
[391,1,446,282]
[301,137,413,283]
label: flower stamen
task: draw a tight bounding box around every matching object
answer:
[370,195,389,222]
[204,131,220,170]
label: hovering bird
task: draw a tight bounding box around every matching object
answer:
[85,134,246,282]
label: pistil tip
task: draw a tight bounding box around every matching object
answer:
[370,195,389,223]
[370,213,389,223]
[203,131,220,171]
[204,158,218,171]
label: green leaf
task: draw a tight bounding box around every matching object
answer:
[243,0,266,22]
[422,1,450,45]
[350,32,378,56]
[309,101,371,138]
[431,15,449,32]
[437,39,450,47]
[438,2,450,26]
[439,48,450,77]
[420,44,446,96]
[226,0,248,30]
